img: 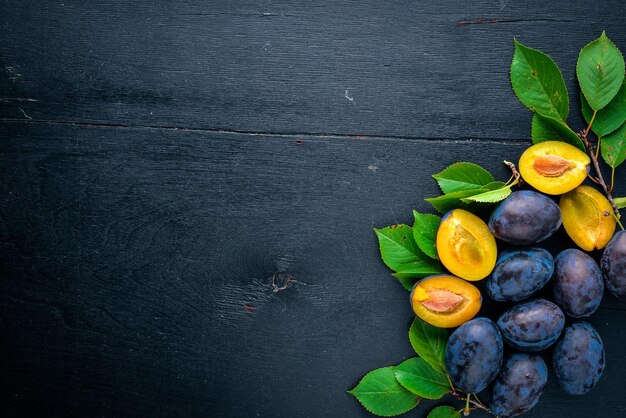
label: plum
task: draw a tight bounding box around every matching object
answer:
[444,318,503,393]
[410,275,482,328]
[601,230,626,298]
[436,209,497,281]
[497,299,564,351]
[519,140,590,195]
[490,354,548,417]
[560,186,616,251]
[553,322,605,395]
[553,249,603,317]
[486,248,554,302]
[488,191,561,245]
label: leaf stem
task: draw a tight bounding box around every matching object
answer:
[614,213,625,231]
[446,375,456,393]
[465,393,470,413]
[596,135,601,159]
[579,131,622,220]
[610,167,615,193]
[585,110,597,137]
[587,174,601,185]
[472,393,487,408]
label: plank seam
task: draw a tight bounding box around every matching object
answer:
[0,118,528,145]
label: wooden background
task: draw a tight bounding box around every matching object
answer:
[1,1,626,417]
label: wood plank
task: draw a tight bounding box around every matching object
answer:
[2,1,626,139]
[1,121,625,416]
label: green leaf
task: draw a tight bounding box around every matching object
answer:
[391,273,420,291]
[511,39,569,120]
[391,264,443,291]
[577,32,625,111]
[375,226,442,289]
[412,211,441,260]
[531,114,585,151]
[601,123,626,168]
[428,406,461,418]
[461,185,511,203]
[394,358,450,400]
[581,79,626,137]
[614,197,626,209]
[432,162,494,194]
[409,317,448,374]
[481,181,508,190]
[425,190,478,213]
[425,182,506,213]
[348,367,420,416]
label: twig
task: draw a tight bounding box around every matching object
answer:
[579,131,621,221]
[448,386,493,415]
[449,390,493,415]
[503,160,523,187]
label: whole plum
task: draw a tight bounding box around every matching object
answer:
[553,249,603,317]
[497,299,564,351]
[553,322,605,395]
[601,230,626,298]
[490,354,548,418]
[488,190,561,245]
[486,248,554,302]
[444,318,503,394]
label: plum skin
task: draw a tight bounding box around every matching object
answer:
[497,299,565,352]
[488,190,561,245]
[444,318,503,394]
[553,322,605,395]
[490,353,548,418]
[486,248,554,302]
[553,249,603,318]
[601,230,626,298]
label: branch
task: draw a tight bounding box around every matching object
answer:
[578,131,621,220]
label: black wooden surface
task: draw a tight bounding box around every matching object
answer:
[1,1,626,417]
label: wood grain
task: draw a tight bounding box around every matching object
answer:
[2,0,626,140]
[1,121,625,417]
[2,1,626,417]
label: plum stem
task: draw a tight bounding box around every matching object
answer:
[579,131,622,226]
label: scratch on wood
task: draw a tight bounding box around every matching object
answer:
[19,108,32,119]
[0,97,39,102]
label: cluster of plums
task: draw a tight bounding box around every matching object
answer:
[409,141,626,417]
